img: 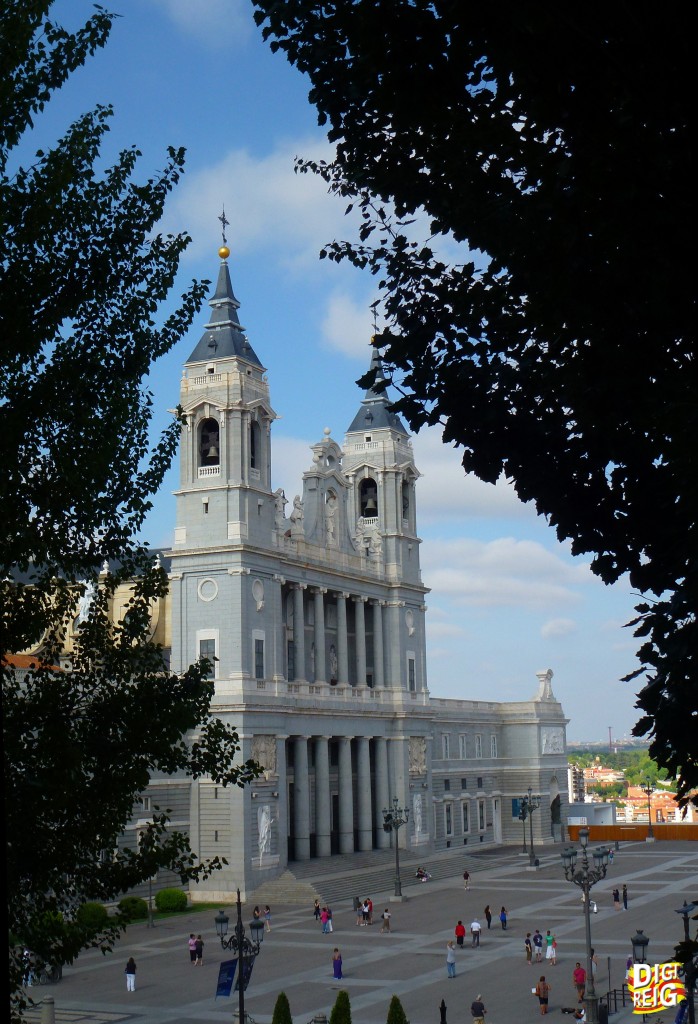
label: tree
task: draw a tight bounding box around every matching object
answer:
[1,5,259,1015]
[330,991,352,1024]
[386,995,408,1024]
[252,3,696,803]
[272,991,294,1024]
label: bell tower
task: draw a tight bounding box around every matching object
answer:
[173,241,277,550]
[342,347,422,585]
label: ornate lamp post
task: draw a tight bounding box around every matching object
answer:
[215,890,263,1024]
[561,828,610,1024]
[518,799,528,854]
[641,778,655,840]
[382,796,409,898]
[631,928,649,963]
[521,787,542,867]
[674,901,698,1024]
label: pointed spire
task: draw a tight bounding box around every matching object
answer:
[185,221,262,366]
[347,341,409,435]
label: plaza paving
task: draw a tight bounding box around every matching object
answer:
[24,841,698,1024]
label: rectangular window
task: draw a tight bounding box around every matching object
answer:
[199,638,216,679]
[442,734,450,759]
[490,734,497,758]
[254,638,264,680]
[459,734,467,759]
[477,776,483,789]
[478,800,485,831]
[408,656,416,691]
[444,779,451,792]
[475,734,482,759]
[287,640,295,680]
[461,778,468,790]
[445,803,453,837]
[462,802,470,832]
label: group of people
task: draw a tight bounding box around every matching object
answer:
[253,904,272,932]
[352,895,374,925]
[415,866,431,882]
[612,884,629,911]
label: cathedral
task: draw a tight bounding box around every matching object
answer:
[133,240,568,901]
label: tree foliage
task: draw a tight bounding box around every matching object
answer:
[253,2,696,801]
[1,4,260,1015]
[272,991,294,1024]
[386,995,408,1024]
[330,990,352,1024]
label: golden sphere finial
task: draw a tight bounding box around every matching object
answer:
[219,245,230,260]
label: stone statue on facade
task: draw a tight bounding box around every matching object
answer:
[290,494,304,538]
[251,735,277,778]
[273,488,287,531]
[75,580,96,627]
[325,492,338,545]
[257,803,273,864]
[413,793,423,835]
[409,736,427,774]
[368,529,383,563]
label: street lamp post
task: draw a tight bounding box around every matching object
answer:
[642,778,655,841]
[674,901,698,1024]
[215,890,263,1024]
[382,797,409,898]
[561,828,610,1024]
[519,801,528,855]
[519,788,541,867]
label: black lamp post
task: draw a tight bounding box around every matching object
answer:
[382,796,409,898]
[215,890,263,1024]
[674,901,698,1024]
[561,828,610,1024]
[521,787,542,867]
[641,778,655,840]
[631,928,649,963]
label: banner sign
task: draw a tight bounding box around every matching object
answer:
[629,962,687,1013]
[215,959,237,999]
[235,955,257,992]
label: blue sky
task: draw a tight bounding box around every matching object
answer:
[36,0,644,742]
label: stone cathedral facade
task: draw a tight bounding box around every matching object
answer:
[139,245,569,900]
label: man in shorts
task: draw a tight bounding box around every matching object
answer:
[470,994,486,1023]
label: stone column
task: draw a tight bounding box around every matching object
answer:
[372,600,384,688]
[293,736,310,860]
[354,596,367,687]
[315,736,331,857]
[336,592,349,684]
[338,736,354,854]
[374,736,391,849]
[276,735,289,864]
[293,584,306,682]
[356,736,373,851]
[313,588,326,683]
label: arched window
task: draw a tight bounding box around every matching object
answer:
[359,477,378,519]
[250,419,261,469]
[402,481,410,520]
[199,418,220,467]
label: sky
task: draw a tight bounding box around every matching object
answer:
[32,0,645,742]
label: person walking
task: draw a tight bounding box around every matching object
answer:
[622,884,628,910]
[470,917,481,947]
[533,929,544,962]
[264,905,272,932]
[125,957,137,992]
[573,962,586,1003]
[612,887,621,911]
[484,904,492,929]
[194,934,204,966]
[362,898,370,926]
[455,920,466,947]
[314,898,321,922]
[446,941,457,978]
[545,930,557,965]
[470,994,487,1022]
[525,932,533,965]
[381,908,392,933]
[332,947,343,979]
[188,933,197,964]
[500,906,508,930]
[327,905,334,933]
[535,975,551,1016]
[463,869,470,890]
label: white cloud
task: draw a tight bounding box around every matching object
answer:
[426,621,466,639]
[270,434,314,501]
[162,138,357,273]
[540,618,577,639]
[321,291,376,358]
[154,0,253,47]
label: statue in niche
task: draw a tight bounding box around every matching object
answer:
[325,492,338,545]
[329,644,338,682]
[75,580,96,627]
[413,793,423,835]
[257,803,273,864]
[409,736,426,774]
[290,495,304,538]
[251,735,277,778]
[273,488,287,531]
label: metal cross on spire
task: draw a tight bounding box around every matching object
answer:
[218,207,229,246]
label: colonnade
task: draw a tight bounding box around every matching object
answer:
[290,585,395,687]
[289,734,395,861]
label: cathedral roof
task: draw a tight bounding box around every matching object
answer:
[347,348,409,435]
[185,248,263,367]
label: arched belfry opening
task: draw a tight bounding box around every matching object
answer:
[250,419,261,470]
[198,417,220,468]
[359,477,378,520]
